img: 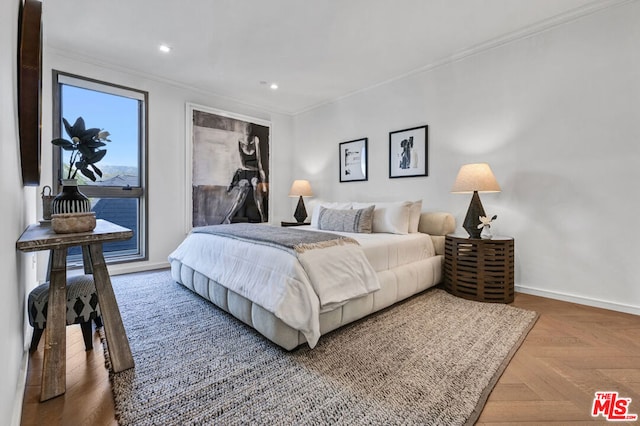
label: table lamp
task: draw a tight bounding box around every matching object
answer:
[288,180,313,223]
[451,163,501,238]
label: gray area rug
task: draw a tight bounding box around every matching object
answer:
[104,270,538,425]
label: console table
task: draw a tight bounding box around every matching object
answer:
[16,219,135,401]
[444,234,515,303]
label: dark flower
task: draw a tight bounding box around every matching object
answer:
[51,117,111,181]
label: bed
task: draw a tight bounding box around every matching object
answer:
[169,203,455,350]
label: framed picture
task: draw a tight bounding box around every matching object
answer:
[339,138,368,182]
[185,103,270,232]
[389,125,428,178]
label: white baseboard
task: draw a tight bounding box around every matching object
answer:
[12,347,29,426]
[108,261,170,276]
[515,285,640,316]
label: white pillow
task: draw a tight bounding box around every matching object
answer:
[408,200,423,233]
[352,201,412,234]
[310,202,352,228]
[317,205,375,233]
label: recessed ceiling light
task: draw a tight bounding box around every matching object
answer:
[270,83,278,90]
[159,44,171,53]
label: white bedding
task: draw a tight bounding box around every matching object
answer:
[295,225,436,272]
[170,211,455,350]
[168,226,381,348]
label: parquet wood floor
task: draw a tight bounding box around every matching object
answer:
[21,292,640,425]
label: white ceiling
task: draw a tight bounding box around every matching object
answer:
[43,0,612,115]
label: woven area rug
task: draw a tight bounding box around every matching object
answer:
[104,270,538,425]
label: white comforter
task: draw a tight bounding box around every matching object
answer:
[168,227,379,348]
[295,226,436,272]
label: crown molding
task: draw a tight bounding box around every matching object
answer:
[295,0,634,115]
[45,0,634,117]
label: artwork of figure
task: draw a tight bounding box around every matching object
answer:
[191,109,270,226]
[399,136,413,169]
[227,124,267,222]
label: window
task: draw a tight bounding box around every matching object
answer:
[52,71,148,264]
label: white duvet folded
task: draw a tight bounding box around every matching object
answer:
[298,243,379,311]
[168,227,380,348]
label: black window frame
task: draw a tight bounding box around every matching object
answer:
[52,70,149,265]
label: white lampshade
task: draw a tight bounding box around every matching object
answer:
[288,180,313,197]
[451,163,501,193]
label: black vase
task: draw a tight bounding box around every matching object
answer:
[51,179,91,214]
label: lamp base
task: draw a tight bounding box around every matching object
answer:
[463,191,486,239]
[293,196,307,223]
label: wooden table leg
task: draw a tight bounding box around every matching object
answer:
[81,245,93,274]
[88,243,134,372]
[40,248,67,401]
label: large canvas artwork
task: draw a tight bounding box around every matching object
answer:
[187,104,270,228]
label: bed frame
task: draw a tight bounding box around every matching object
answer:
[170,211,455,350]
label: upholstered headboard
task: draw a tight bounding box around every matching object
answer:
[418,212,456,255]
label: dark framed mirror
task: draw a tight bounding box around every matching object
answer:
[17,0,43,186]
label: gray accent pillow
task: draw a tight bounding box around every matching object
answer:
[317,205,375,233]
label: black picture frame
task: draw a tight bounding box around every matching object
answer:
[339,138,368,182]
[389,125,428,178]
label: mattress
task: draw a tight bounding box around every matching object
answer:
[295,225,436,272]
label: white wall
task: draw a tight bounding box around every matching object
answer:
[293,2,640,314]
[1,0,38,423]
[39,51,295,278]
[1,17,296,421]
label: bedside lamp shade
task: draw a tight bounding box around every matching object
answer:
[452,163,501,238]
[288,180,313,223]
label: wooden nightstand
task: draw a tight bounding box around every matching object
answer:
[444,234,515,303]
[281,221,310,227]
